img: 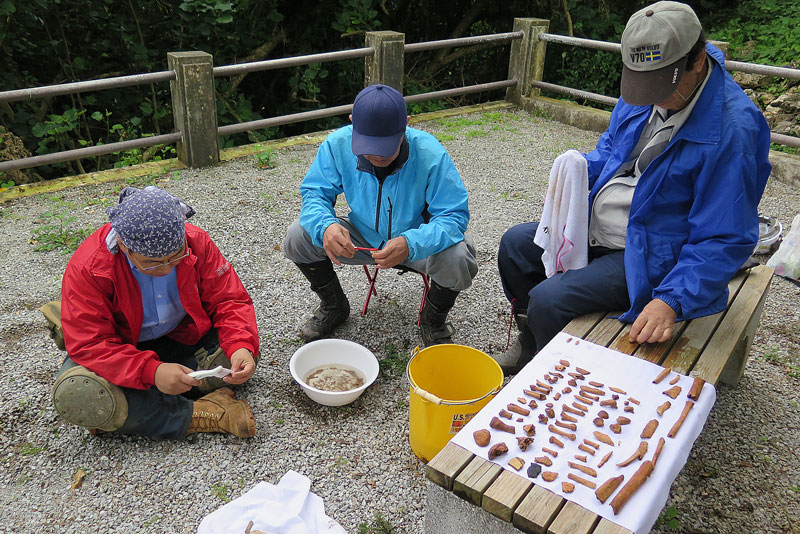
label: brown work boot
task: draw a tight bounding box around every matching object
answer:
[188,388,256,438]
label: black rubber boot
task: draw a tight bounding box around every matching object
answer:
[492,311,536,375]
[419,281,459,347]
[296,260,350,342]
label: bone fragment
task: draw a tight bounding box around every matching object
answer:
[610,423,622,434]
[568,378,578,386]
[617,416,631,425]
[562,405,585,417]
[593,431,614,446]
[555,420,577,431]
[578,443,596,456]
[542,446,559,457]
[490,416,515,434]
[616,441,648,467]
[542,471,558,482]
[663,386,682,399]
[538,414,548,424]
[536,380,553,392]
[593,417,604,427]
[669,374,681,385]
[522,424,536,436]
[529,399,538,409]
[575,367,591,375]
[524,389,546,400]
[473,429,490,447]
[549,425,576,441]
[580,385,605,396]
[545,407,555,418]
[499,409,512,420]
[574,395,594,405]
[599,399,618,408]
[535,456,553,466]
[597,450,613,468]
[567,372,585,380]
[668,400,695,438]
[508,457,525,471]
[581,391,600,401]
[652,437,666,467]
[688,377,705,400]
[583,438,600,449]
[657,401,671,416]
[598,410,609,419]
[641,419,659,439]
[628,397,640,405]
[653,367,672,384]
[624,406,635,413]
[555,364,566,371]
[561,386,572,394]
[507,403,530,416]
[488,442,508,460]
[588,380,604,388]
[559,359,570,367]
[568,473,596,489]
[574,454,587,462]
[517,437,534,451]
[595,475,625,504]
[568,461,598,477]
[572,402,588,413]
[609,386,627,394]
[549,435,564,448]
[562,481,575,493]
[610,460,655,514]
[561,413,577,423]
[553,392,561,401]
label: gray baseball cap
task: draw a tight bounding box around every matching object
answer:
[620,1,702,106]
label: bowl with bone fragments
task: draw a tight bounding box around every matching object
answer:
[290,339,379,406]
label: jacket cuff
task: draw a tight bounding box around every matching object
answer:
[227,342,258,359]
[142,358,163,388]
[655,294,681,317]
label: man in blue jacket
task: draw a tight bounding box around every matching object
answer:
[495,1,771,373]
[283,84,477,346]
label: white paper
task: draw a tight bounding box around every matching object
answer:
[450,332,716,534]
[188,365,231,380]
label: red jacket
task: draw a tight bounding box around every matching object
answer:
[61,223,259,389]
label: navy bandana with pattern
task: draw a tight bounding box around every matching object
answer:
[107,186,195,257]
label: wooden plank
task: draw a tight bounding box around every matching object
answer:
[583,313,626,347]
[513,484,565,534]
[692,265,774,385]
[592,518,634,534]
[425,442,474,490]
[661,274,747,374]
[548,501,600,534]
[482,469,533,522]
[563,312,605,338]
[453,455,503,506]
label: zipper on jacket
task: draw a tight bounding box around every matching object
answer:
[387,196,393,240]
[374,178,385,234]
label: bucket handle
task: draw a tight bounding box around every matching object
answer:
[406,346,503,406]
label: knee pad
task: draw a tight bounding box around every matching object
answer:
[51,366,128,431]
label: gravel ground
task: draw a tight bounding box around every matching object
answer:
[0,107,798,534]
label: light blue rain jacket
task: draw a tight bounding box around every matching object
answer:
[299,126,469,262]
[585,44,771,322]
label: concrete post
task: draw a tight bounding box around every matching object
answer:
[506,18,550,104]
[365,31,405,92]
[709,40,730,59]
[167,51,219,167]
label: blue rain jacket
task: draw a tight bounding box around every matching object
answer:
[299,126,470,262]
[585,44,771,323]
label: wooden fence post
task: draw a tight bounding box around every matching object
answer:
[167,51,219,167]
[506,18,550,104]
[365,31,405,92]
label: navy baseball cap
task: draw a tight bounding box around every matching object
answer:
[351,84,407,157]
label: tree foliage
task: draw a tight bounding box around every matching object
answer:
[0,0,793,180]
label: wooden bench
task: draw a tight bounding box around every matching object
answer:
[425,264,774,534]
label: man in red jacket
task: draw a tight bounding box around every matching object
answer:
[49,186,259,439]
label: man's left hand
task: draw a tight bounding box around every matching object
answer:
[371,236,409,269]
[629,298,677,344]
[224,348,256,385]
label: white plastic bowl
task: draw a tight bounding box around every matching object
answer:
[289,339,379,406]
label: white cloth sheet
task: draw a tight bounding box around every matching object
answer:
[451,332,716,534]
[534,150,589,277]
[197,470,346,534]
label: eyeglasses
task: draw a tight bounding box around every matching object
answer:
[131,246,189,272]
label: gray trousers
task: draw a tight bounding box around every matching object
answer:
[283,218,478,291]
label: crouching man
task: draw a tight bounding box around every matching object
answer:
[50,186,259,439]
[283,84,478,346]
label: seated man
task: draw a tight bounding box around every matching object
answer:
[50,186,259,439]
[495,1,771,373]
[283,84,478,346]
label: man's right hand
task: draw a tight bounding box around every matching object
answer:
[154,363,200,395]
[322,223,356,265]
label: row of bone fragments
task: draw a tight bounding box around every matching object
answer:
[472,343,706,515]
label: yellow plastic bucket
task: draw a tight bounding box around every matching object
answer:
[406,344,503,462]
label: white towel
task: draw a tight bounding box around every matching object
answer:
[534,150,589,278]
[197,470,347,534]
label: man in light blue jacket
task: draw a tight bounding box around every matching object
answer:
[284,84,477,346]
[495,1,771,373]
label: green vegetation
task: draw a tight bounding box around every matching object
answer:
[211,482,231,503]
[253,145,278,169]
[379,343,410,377]
[20,443,43,456]
[358,512,395,534]
[29,196,93,254]
[656,506,681,530]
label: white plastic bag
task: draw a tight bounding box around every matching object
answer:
[767,213,800,280]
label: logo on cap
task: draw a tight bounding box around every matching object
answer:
[629,44,662,64]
